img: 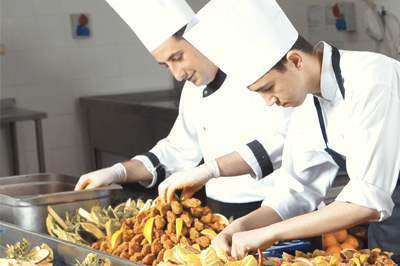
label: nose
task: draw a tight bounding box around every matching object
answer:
[169,63,185,82]
[260,92,278,107]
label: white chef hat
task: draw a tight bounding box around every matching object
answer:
[184,0,298,87]
[106,0,195,52]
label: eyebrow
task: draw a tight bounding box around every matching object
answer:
[253,81,272,92]
[157,51,181,66]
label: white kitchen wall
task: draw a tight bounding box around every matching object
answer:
[1,0,399,177]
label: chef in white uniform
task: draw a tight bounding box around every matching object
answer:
[181,0,400,259]
[75,0,292,219]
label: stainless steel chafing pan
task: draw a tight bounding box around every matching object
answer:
[0,173,121,234]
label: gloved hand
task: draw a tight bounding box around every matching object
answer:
[158,160,220,203]
[74,163,127,190]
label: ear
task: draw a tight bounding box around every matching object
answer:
[286,51,303,70]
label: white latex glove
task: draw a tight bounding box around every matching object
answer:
[158,160,220,203]
[74,163,127,190]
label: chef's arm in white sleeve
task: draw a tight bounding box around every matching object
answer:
[216,201,379,258]
[158,151,255,203]
[216,151,255,177]
[74,159,153,190]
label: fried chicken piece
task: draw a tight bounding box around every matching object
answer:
[181,211,193,227]
[99,238,110,252]
[133,223,144,234]
[166,221,176,234]
[212,221,226,232]
[181,198,201,208]
[153,259,160,266]
[200,213,212,224]
[180,235,192,246]
[136,210,149,224]
[157,201,171,216]
[130,252,143,262]
[120,252,130,259]
[112,242,129,256]
[163,239,174,250]
[203,224,211,230]
[132,234,144,244]
[142,254,156,266]
[202,206,211,216]
[157,249,166,261]
[166,211,177,223]
[141,243,152,256]
[196,236,210,248]
[155,215,167,229]
[181,225,188,236]
[154,228,165,238]
[171,200,183,215]
[190,206,205,218]
[121,222,131,231]
[141,238,149,245]
[189,227,200,240]
[129,241,142,254]
[170,233,179,244]
[194,218,204,231]
[123,229,135,242]
[160,234,170,243]
[151,239,163,254]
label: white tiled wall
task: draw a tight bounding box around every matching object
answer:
[1,0,399,177]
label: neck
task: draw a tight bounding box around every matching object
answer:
[309,49,324,97]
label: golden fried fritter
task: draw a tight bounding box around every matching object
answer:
[154,228,165,238]
[212,221,226,232]
[166,221,176,234]
[151,239,163,254]
[189,227,200,240]
[180,235,192,246]
[120,252,130,259]
[196,236,210,248]
[171,201,183,215]
[190,206,205,218]
[141,243,152,256]
[181,198,201,208]
[123,229,134,242]
[160,234,170,243]
[200,213,212,224]
[166,210,177,223]
[157,202,171,216]
[136,210,149,224]
[142,254,156,266]
[163,239,174,250]
[181,211,193,227]
[155,215,166,229]
[202,206,211,216]
[152,259,160,266]
[131,234,144,244]
[141,238,149,246]
[130,252,143,262]
[157,249,166,261]
[194,218,204,231]
[133,223,143,234]
[129,241,142,254]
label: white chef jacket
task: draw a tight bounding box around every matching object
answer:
[133,71,293,203]
[262,42,400,221]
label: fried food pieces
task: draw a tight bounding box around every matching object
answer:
[281,248,398,266]
[91,198,227,265]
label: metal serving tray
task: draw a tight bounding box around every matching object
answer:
[0,221,140,265]
[0,173,121,234]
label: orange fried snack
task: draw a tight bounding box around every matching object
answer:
[91,197,228,265]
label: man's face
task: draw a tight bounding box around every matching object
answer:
[247,55,309,108]
[151,36,219,86]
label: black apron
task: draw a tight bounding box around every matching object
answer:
[314,46,400,259]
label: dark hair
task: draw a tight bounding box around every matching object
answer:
[172,25,187,40]
[271,35,315,73]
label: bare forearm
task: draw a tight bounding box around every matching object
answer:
[122,159,153,183]
[266,201,380,242]
[234,205,283,231]
[216,152,255,177]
